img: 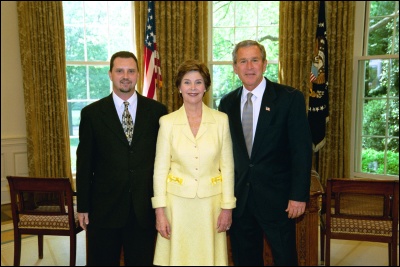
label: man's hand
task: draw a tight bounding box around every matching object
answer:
[285,200,306,219]
[78,212,89,230]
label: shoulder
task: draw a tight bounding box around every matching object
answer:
[207,106,228,120]
[220,86,241,102]
[269,80,304,97]
[266,81,306,106]
[137,93,168,115]
[81,94,112,114]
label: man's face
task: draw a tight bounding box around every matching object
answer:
[233,45,267,91]
[108,57,139,99]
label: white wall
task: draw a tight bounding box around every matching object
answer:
[1,1,26,139]
[1,1,28,204]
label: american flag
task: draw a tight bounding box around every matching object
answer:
[143,1,162,100]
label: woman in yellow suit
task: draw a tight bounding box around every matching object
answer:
[152,60,236,266]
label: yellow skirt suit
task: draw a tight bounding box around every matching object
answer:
[151,103,236,266]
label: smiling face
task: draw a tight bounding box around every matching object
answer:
[233,45,267,91]
[108,57,138,100]
[179,71,206,106]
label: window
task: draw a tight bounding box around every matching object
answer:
[351,1,399,178]
[210,1,280,109]
[63,1,134,173]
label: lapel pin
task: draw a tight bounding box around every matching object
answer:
[265,106,270,111]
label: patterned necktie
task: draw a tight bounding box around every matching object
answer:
[122,101,134,145]
[242,93,253,157]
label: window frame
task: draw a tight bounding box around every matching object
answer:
[63,1,135,175]
[350,1,399,179]
[208,1,280,109]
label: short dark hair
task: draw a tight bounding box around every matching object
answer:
[232,40,267,64]
[175,60,211,92]
[109,51,139,72]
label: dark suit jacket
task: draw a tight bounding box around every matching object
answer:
[76,92,167,229]
[218,78,312,221]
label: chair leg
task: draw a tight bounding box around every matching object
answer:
[38,234,44,259]
[320,226,325,264]
[14,232,22,266]
[325,236,331,266]
[70,235,77,266]
[389,242,397,266]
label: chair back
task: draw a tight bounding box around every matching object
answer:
[325,177,399,265]
[6,176,78,234]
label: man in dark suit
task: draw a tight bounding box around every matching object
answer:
[218,40,312,266]
[76,51,168,266]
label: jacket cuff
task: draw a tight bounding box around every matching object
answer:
[151,196,167,208]
[221,197,236,209]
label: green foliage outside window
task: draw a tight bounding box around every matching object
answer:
[359,1,399,176]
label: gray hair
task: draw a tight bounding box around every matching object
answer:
[232,40,267,64]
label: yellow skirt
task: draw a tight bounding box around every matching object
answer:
[153,193,228,266]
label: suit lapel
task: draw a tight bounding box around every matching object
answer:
[228,87,249,158]
[252,80,277,157]
[130,93,150,147]
[100,94,129,145]
[195,103,214,140]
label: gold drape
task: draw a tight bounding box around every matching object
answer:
[279,1,355,185]
[17,2,72,184]
[135,1,209,113]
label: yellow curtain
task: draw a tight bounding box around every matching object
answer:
[17,2,72,184]
[279,1,355,185]
[135,1,209,113]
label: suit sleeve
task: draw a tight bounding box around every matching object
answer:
[151,116,171,208]
[288,91,312,202]
[76,107,94,212]
[220,114,236,209]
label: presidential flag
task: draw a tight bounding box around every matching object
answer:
[143,1,162,100]
[308,1,329,152]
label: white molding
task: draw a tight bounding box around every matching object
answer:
[1,137,28,204]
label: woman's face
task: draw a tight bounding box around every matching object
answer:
[179,71,206,105]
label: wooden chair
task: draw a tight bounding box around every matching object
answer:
[6,176,83,266]
[320,177,399,266]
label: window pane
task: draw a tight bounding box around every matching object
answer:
[258,27,279,59]
[235,27,257,42]
[212,65,240,109]
[63,1,85,61]
[363,99,387,136]
[213,28,235,61]
[266,64,278,83]
[70,137,79,173]
[362,137,385,174]
[213,1,235,27]
[258,2,279,25]
[89,66,110,99]
[64,1,133,174]
[387,138,399,175]
[388,59,399,97]
[367,1,399,56]
[67,66,87,99]
[211,1,279,108]
[86,26,108,61]
[235,2,258,27]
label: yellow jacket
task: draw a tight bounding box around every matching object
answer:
[152,103,236,209]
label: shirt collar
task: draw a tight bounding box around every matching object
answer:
[241,77,266,102]
[112,91,137,108]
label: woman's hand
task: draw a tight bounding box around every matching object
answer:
[217,209,232,233]
[155,207,171,239]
